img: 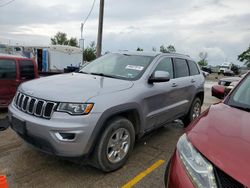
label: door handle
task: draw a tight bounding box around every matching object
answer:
[191,79,196,83]
[172,83,178,87]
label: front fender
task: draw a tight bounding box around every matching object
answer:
[84,103,144,155]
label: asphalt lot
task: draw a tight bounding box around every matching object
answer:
[0,81,220,188]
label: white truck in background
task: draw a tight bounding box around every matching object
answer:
[41,45,83,72]
[219,62,233,75]
[0,44,83,74]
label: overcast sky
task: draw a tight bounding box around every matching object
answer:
[0,0,250,65]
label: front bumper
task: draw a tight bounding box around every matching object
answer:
[165,150,194,188]
[8,102,101,157]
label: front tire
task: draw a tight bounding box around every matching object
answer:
[182,98,201,127]
[92,116,135,172]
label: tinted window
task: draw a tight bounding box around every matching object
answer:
[174,58,189,78]
[154,57,173,79]
[19,60,35,79]
[188,60,200,75]
[0,59,16,79]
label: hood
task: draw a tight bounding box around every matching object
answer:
[19,73,133,102]
[187,103,250,186]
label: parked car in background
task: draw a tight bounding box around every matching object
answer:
[201,65,212,74]
[212,76,242,99]
[223,69,235,76]
[219,62,232,74]
[0,54,38,108]
[165,72,250,187]
[218,76,241,86]
[8,52,204,172]
[202,70,210,77]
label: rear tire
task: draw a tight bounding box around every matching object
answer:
[182,98,201,127]
[91,116,135,172]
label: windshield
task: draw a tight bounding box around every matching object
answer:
[227,74,250,112]
[80,53,154,80]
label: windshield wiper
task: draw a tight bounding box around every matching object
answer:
[229,104,250,112]
[89,72,117,78]
[79,71,89,74]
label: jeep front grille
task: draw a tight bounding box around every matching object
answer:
[14,92,57,119]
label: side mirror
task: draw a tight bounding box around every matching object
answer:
[148,71,170,84]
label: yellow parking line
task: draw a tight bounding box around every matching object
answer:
[122,159,165,188]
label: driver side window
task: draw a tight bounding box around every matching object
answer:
[154,57,173,79]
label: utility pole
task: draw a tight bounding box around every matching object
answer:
[96,0,104,57]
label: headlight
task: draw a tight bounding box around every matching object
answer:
[57,103,94,115]
[177,134,217,188]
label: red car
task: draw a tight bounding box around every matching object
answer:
[0,54,38,108]
[165,72,250,187]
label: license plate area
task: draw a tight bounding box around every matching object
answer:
[11,116,26,135]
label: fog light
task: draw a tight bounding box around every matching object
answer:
[55,132,76,141]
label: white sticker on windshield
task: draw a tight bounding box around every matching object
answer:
[125,65,144,71]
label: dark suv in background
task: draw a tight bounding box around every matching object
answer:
[9,52,204,172]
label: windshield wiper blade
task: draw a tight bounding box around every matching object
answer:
[79,71,89,74]
[89,72,117,78]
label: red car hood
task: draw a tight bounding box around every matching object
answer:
[187,103,250,186]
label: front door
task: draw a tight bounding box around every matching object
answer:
[0,58,19,107]
[18,59,36,82]
[143,57,180,130]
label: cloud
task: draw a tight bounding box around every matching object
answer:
[0,0,250,65]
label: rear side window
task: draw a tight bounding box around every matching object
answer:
[188,60,200,75]
[174,58,189,78]
[154,57,174,79]
[0,59,16,79]
[19,60,35,79]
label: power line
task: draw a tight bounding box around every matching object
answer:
[81,0,96,34]
[0,0,15,7]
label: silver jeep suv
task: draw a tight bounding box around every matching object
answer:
[8,52,204,172]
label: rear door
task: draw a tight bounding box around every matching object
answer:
[0,58,18,107]
[171,58,193,116]
[18,59,36,82]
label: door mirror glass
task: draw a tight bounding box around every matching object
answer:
[148,71,170,83]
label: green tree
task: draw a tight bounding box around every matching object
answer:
[197,52,208,67]
[160,45,168,53]
[167,45,176,53]
[83,41,96,62]
[68,37,78,47]
[238,45,250,68]
[51,32,78,47]
[160,44,176,53]
[136,47,143,51]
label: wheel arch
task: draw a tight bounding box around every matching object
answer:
[85,103,144,156]
[195,91,204,105]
